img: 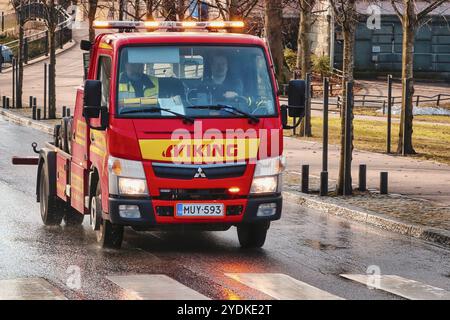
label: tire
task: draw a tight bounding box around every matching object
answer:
[66,118,73,155]
[59,118,70,153]
[39,164,64,226]
[53,124,61,147]
[63,207,84,226]
[92,181,124,249]
[237,222,270,249]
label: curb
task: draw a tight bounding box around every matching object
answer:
[0,108,53,135]
[283,190,450,249]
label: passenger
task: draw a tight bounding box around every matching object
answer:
[119,62,159,100]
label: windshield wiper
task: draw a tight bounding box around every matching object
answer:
[119,107,195,124]
[188,104,260,124]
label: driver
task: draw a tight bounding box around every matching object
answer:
[119,62,159,101]
[205,55,243,102]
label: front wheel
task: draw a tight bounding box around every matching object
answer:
[92,181,123,249]
[237,222,270,249]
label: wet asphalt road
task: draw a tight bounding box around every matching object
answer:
[0,115,449,300]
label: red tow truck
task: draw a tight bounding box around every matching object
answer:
[14,20,305,249]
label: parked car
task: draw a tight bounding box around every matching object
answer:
[0,45,13,63]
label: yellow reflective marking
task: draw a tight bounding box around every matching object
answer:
[75,121,86,147]
[99,42,112,50]
[90,130,106,157]
[71,174,83,193]
[139,138,260,163]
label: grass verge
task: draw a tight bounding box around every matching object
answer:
[286,116,450,165]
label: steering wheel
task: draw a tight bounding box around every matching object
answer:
[186,88,211,106]
[249,98,271,115]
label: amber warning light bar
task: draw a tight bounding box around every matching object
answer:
[93,20,245,31]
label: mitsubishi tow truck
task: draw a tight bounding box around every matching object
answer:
[13,20,305,249]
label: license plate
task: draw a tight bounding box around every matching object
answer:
[176,203,224,217]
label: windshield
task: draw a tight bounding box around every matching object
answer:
[116,45,276,118]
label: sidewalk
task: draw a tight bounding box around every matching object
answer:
[284,137,450,206]
[0,25,87,115]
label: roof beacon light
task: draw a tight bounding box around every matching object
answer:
[93,20,245,32]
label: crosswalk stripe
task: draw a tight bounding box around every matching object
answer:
[341,274,450,300]
[0,278,67,300]
[225,273,344,300]
[107,275,210,300]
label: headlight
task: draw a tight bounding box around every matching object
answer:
[118,178,147,196]
[251,176,278,194]
[108,156,148,196]
[250,156,285,194]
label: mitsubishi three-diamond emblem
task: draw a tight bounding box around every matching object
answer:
[194,167,207,178]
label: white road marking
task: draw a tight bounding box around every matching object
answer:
[107,274,210,300]
[341,274,450,300]
[0,278,67,300]
[225,273,344,300]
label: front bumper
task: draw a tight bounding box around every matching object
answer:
[107,194,282,227]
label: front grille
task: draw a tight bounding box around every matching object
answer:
[152,163,247,180]
[157,188,242,201]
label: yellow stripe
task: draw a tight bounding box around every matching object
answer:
[139,139,260,163]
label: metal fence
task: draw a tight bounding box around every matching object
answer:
[1,1,73,71]
[337,93,450,111]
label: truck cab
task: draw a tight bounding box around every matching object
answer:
[36,21,305,249]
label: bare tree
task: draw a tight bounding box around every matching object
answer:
[329,0,358,195]
[41,0,71,119]
[87,0,98,42]
[297,0,317,137]
[11,0,25,108]
[264,0,285,83]
[212,0,260,20]
[390,0,449,155]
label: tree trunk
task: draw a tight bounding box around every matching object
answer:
[398,1,416,155]
[17,18,24,108]
[88,0,98,43]
[146,0,155,20]
[337,9,356,196]
[229,0,240,20]
[264,0,284,84]
[48,25,57,119]
[135,0,140,20]
[298,0,314,137]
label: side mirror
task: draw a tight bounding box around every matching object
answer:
[83,80,101,111]
[80,40,92,51]
[83,80,108,130]
[287,80,306,118]
[281,105,288,129]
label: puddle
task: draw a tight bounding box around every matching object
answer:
[304,239,348,251]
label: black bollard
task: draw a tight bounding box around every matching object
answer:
[320,171,328,196]
[32,106,37,120]
[301,165,309,194]
[33,97,37,108]
[62,106,67,117]
[359,164,367,192]
[380,172,388,195]
[29,96,33,108]
[37,109,41,121]
[66,108,71,117]
[2,96,5,108]
[6,97,10,109]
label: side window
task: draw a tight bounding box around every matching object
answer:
[97,56,112,109]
